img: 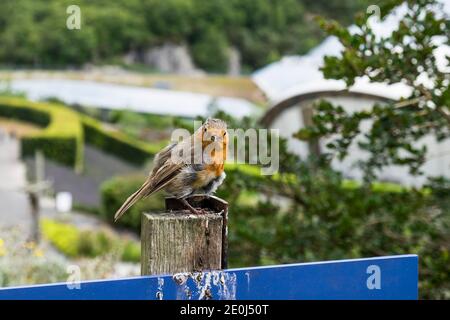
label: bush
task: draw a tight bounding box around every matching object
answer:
[218,162,450,299]
[0,97,83,171]
[121,241,141,263]
[98,163,408,234]
[208,111,450,299]
[77,230,115,258]
[41,219,79,257]
[100,174,165,232]
[41,219,140,263]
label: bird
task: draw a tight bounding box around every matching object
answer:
[114,118,228,221]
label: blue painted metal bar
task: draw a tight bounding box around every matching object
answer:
[0,255,418,300]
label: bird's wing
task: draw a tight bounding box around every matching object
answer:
[114,139,195,221]
[144,158,184,195]
[150,142,177,175]
[145,139,197,195]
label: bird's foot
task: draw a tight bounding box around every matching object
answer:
[181,198,208,215]
[196,208,210,215]
[187,206,209,215]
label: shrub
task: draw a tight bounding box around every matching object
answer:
[41,219,80,257]
[121,241,141,263]
[218,162,450,299]
[77,230,115,258]
[41,219,140,262]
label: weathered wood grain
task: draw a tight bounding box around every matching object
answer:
[141,209,223,275]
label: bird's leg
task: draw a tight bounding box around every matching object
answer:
[180,198,203,215]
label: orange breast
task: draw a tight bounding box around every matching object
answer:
[206,163,224,177]
[193,141,226,188]
[193,166,222,189]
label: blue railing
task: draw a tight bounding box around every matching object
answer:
[0,254,418,300]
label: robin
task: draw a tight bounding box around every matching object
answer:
[114,118,228,221]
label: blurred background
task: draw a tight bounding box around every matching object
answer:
[0,0,449,298]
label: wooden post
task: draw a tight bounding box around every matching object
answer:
[141,195,228,276]
[35,150,45,187]
[28,191,40,243]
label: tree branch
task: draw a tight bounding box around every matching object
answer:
[436,107,450,125]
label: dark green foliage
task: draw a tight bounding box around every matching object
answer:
[21,137,78,167]
[191,27,229,73]
[220,165,450,299]
[0,0,372,71]
[77,230,115,258]
[219,114,449,299]
[0,104,50,127]
[98,131,450,298]
[82,119,154,166]
[107,109,182,143]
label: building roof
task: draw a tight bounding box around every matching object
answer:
[252,1,450,103]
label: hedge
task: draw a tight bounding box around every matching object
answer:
[0,97,84,171]
[81,115,159,166]
[225,163,412,194]
[0,97,163,170]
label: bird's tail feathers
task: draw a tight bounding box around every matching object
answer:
[114,180,151,222]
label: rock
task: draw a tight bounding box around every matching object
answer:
[142,43,203,75]
[122,50,139,65]
[227,47,241,76]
